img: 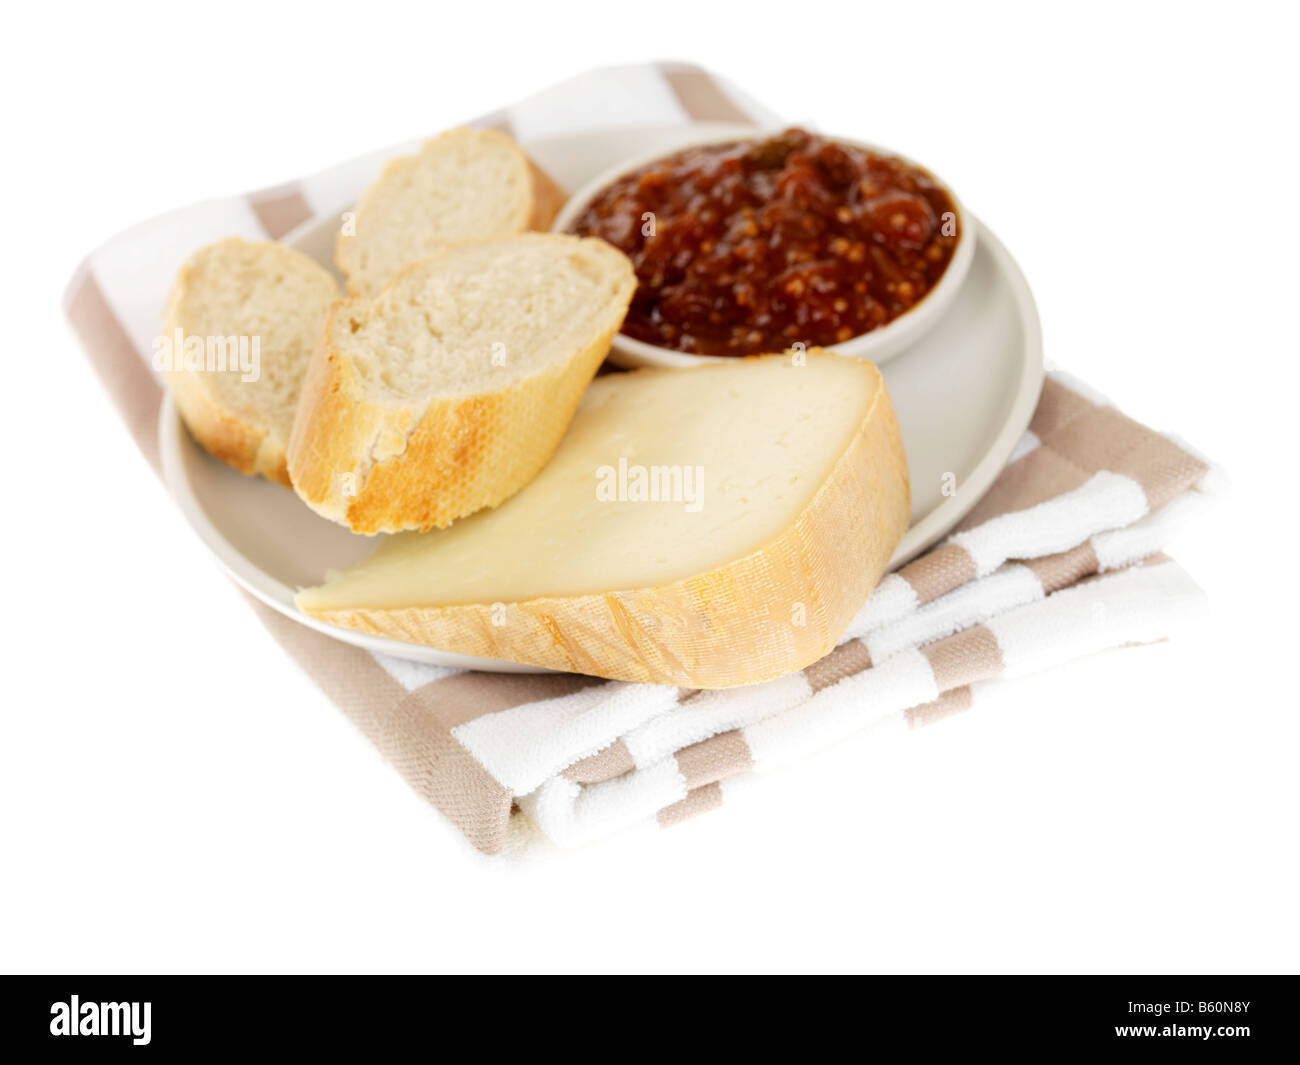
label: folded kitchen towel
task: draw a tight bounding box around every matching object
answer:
[62,62,1217,855]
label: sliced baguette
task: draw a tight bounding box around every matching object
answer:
[287,233,637,534]
[161,238,338,485]
[297,352,911,688]
[337,127,564,297]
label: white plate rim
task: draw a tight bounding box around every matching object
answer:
[890,216,1043,563]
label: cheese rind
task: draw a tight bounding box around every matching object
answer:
[298,352,910,688]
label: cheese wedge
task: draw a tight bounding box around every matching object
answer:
[297,352,910,688]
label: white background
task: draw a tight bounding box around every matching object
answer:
[2,1,1296,974]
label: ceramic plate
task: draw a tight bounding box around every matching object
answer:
[160,123,1043,670]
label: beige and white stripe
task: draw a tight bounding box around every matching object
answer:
[521,558,1205,847]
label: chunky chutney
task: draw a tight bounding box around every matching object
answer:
[567,128,961,356]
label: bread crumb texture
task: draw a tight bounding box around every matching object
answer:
[288,234,636,533]
[162,238,337,484]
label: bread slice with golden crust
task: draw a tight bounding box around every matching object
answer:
[288,233,637,534]
[336,127,564,297]
[296,352,911,687]
[161,238,338,485]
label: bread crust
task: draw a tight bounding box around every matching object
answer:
[526,158,566,231]
[298,363,911,688]
[164,364,292,485]
[287,236,637,534]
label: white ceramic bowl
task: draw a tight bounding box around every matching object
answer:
[552,128,977,369]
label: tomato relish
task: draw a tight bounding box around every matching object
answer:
[567,128,961,356]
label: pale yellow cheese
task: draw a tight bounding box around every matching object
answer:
[298,352,910,688]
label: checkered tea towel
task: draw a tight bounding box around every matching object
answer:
[62,62,1217,854]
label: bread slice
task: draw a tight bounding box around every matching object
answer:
[161,238,338,485]
[297,352,910,688]
[337,127,564,297]
[287,233,637,534]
